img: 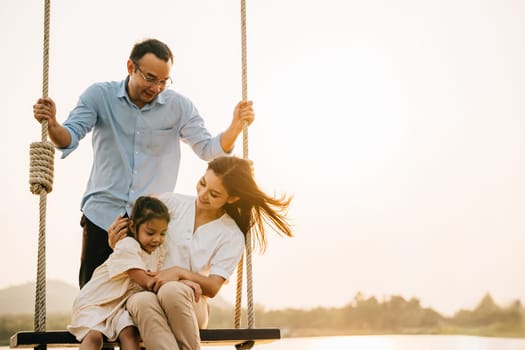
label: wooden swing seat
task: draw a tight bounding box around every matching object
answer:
[10,328,280,349]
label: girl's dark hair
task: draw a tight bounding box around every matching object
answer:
[129,196,170,239]
[129,38,174,64]
[208,156,293,252]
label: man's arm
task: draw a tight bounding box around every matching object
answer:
[220,100,255,152]
[33,97,71,147]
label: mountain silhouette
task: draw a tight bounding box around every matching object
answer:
[0,280,231,315]
[0,280,79,315]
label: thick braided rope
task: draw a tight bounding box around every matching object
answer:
[234,0,255,330]
[234,254,243,328]
[30,0,54,333]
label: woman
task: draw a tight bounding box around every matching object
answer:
[108,156,293,350]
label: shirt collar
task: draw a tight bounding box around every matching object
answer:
[117,76,130,100]
[117,76,168,108]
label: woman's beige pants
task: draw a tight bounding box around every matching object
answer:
[127,281,208,350]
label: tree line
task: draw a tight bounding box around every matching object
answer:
[213,292,525,338]
[1,292,523,345]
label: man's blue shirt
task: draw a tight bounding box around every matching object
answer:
[59,78,228,230]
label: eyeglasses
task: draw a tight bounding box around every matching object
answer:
[133,61,173,88]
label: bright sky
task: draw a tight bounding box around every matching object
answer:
[2,0,524,317]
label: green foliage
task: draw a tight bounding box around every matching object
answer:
[450,294,525,336]
[207,293,525,338]
[339,294,444,332]
[0,313,70,346]
[1,293,524,345]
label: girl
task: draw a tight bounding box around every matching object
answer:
[109,156,293,350]
[67,196,174,350]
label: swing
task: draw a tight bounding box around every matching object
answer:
[10,1,280,349]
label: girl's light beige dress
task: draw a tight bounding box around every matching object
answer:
[67,237,164,341]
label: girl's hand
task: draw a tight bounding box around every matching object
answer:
[180,280,202,302]
[108,216,129,249]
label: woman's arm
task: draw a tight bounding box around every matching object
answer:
[127,269,203,302]
[149,266,225,298]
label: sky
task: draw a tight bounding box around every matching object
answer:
[2,0,524,317]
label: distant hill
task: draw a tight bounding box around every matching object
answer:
[0,280,79,315]
[0,280,231,315]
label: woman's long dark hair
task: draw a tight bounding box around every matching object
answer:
[208,156,293,252]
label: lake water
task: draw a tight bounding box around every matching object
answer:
[204,335,525,350]
[5,335,525,350]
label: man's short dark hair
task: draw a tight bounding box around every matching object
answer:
[129,38,174,64]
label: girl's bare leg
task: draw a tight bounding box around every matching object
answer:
[118,326,141,350]
[80,330,103,350]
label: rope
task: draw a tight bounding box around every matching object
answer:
[240,0,249,157]
[234,254,243,328]
[234,0,255,330]
[30,0,54,333]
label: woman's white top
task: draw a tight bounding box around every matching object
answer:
[157,193,245,281]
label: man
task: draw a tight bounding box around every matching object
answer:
[33,38,254,288]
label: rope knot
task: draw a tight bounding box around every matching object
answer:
[29,141,55,195]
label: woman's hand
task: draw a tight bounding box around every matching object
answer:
[180,280,202,302]
[108,215,129,249]
[146,269,202,302]
[147,267,184,293]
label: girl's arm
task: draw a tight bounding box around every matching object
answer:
[127,269,157,290]
[149,266,225,298]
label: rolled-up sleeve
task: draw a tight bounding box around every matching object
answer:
[59,86,99,158]
[178,96,230,160]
